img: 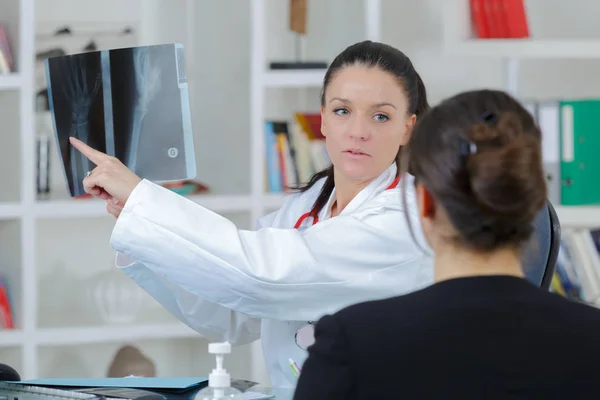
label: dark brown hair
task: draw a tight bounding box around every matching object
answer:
[402,89,547,251]
[294,40,429,216]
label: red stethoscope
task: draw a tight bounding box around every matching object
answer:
[292,175,401,230]
[292,175,401,351]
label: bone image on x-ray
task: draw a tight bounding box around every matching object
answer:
[60,59,100,193]
[128,47,161,172]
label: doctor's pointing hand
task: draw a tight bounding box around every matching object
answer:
[70,40,434,389]
[69,135,141,217]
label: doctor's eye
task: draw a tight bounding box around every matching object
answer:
[333,107,349,116]
[374,113,389,123]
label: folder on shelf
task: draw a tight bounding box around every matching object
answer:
[559,100,600,205]
[44,43,197,197]
[536,101,561,205]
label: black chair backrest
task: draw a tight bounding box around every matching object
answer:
[521,201,561,290]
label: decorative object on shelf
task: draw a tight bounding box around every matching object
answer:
[268,0,327,70]
[161,180,209,196]
[87,266,146,325]
[106,345,156,377]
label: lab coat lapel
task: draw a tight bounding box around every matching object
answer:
[318,163,398,220]
[338,163,398,216]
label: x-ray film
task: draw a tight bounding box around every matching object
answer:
[45,43,196,197]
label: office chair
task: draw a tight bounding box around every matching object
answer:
[521,201,561,290]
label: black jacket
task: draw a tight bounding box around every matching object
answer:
[294,275,600,399]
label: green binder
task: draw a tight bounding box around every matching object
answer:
[559,99,600,205]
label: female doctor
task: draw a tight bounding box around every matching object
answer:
[70,40,432,387]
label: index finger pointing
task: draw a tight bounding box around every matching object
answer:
[69,136,108,165]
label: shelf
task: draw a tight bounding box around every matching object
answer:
[0,74,21,90]
[442,0,600,59]
[33,194,254,219]
[263,69,326,88]
[556,206,600,228]
[0,202,22,219]
[35,322,201,346]
[443,39,600,59]
[0,329,24,347]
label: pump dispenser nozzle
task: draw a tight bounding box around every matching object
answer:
[194,341,243,400]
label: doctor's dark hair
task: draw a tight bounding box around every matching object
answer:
[295,40,429,216]
[402,89,547,251]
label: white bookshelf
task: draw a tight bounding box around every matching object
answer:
[0,0,289,380]
[0,73,21,89]
[0,0,385,383]
[263,70,326,88]
[441,0,600,230]
[0,0,385,382]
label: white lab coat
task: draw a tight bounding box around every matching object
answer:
[109,162,434,388]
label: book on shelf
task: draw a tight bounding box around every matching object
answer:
[0,24,14,73]
[264,112,330,193]
[523,97,600,207]
[0,274,14,329]
[552,228,600,308]
[469,0,530,39]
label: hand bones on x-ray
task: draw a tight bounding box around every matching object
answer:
[128,47,161,172]
[60,57,101,195]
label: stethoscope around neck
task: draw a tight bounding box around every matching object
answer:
[291,175,401,350]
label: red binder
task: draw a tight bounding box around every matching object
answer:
[504,0,530,38]
[469,0,529,39]
[469,0,490,38]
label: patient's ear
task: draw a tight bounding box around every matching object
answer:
[416,183,437,240]
[416,183,435,220]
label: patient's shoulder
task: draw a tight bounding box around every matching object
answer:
[334,285,433,329]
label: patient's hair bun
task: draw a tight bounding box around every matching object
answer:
[406,89,547,251]
[464,111,547,249]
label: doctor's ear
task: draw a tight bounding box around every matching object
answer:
[400,114,417,145]
[320,106,327,137]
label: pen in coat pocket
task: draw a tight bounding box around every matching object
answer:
[289,358,301,376]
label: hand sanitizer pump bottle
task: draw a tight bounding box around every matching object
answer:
[195,342,243,400]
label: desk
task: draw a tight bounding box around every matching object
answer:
[249,387,295,399]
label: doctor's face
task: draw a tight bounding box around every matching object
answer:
[320,65,415,182]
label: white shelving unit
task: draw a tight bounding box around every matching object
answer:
[441,0,600,230]
[0,0,291,380]
[0,0,384,381]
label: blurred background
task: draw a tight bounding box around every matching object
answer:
[0,0,598,387]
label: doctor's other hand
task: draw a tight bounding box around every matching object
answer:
[69,136,142,205]
[106,199,124,219]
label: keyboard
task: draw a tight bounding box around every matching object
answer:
[0,382,98,400]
